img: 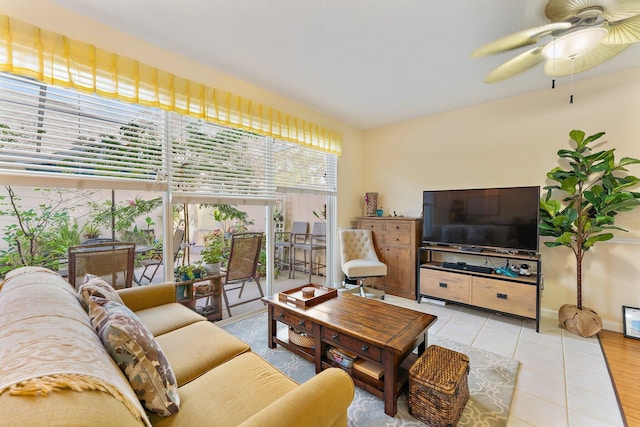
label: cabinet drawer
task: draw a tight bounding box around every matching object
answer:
[420,269,470,303]
[359,220,384,234]
[472,277,536,318]
[383,232,411,245]
[323,326,382,363]
[383,221,412,234]
[273,308,313,334]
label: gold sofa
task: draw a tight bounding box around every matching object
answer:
[0,267,354,426]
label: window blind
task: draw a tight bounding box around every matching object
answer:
[273,139,337,194]
[0,73,167,190]
[0,72,335,203]
[169,114,275,205]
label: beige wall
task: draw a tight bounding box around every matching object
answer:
[363,68,640,331]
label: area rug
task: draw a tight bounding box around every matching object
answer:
[222,311,519,426]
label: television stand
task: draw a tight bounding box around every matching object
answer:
[459,246,483,253]
[418,246,542,332]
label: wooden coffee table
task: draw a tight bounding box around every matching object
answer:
[263,292,437,416]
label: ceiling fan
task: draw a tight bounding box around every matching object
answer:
[472,0,640,83]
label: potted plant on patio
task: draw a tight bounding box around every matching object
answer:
[200,229,226,274]
[540,129,640,337]
[175,264,206,281]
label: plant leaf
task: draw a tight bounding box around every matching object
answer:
[582,131,605,145]
[618,157,640,167]
[584,233,613,249]
[569,129,585,145]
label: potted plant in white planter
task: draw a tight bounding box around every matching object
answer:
[540,130,640,337]
[200,229,226,274]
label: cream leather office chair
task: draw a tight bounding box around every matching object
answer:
[339,229,386,299]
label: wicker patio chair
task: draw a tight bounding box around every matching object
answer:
[67,241,136,289]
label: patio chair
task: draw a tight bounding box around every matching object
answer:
[274,221,308,278]
[135,228,185,285]
[291,221,326,281]
[68,241,136,289]
[221,232,264,317]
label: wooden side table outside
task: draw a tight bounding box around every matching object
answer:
[176,273,223,322]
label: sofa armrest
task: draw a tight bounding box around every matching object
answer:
[117,282,176,312]
[238,368,354,427]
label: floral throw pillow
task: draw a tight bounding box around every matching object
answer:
[77,274,124,310]
[88,296,180,416]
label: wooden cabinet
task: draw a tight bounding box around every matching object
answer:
[418,246,542,331]
[357,217,421,299]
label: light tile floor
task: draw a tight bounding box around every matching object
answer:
[383,294,624,427]
[181,270,624,427]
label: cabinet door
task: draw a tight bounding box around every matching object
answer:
[381,245,415,299]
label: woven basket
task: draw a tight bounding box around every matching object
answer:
[288,328,315,348]
[194,283,213,295]
[408,345,470,427]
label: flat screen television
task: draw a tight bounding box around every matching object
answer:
[422,186,540,253]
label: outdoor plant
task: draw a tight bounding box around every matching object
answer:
[257,245,280,278]
[200,229,226,264]
[540,129,640,337]
[0,186,81,275]
[200,203,254,234]
[175,264,206,281]
[82,223,101,240]
[89,195,161,244]
[89,196,162,234]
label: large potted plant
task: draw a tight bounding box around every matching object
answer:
[540,130,640,337]
[200,229,226,274]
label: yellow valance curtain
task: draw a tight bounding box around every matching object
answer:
[0,15,342,155]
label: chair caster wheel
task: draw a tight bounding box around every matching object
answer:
[380,295,385,300]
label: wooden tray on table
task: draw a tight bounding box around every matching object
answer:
[278,283,337,308]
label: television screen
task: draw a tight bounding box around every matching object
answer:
[422,186,540,253]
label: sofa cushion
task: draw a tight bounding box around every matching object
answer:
[78,274,124,309]
[156,320,250,386]
[88,297,180,416]
[147,352,298,427]
[133,303,205,336]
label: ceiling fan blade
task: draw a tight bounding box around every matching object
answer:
[471,22,572,58]
[545,0,640,23]
[604,13,640,44]
[543,43,629,76]
[483,47,545,83]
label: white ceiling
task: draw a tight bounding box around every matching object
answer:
[53,0,640,130]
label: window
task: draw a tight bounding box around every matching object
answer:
[0,71,338,286]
